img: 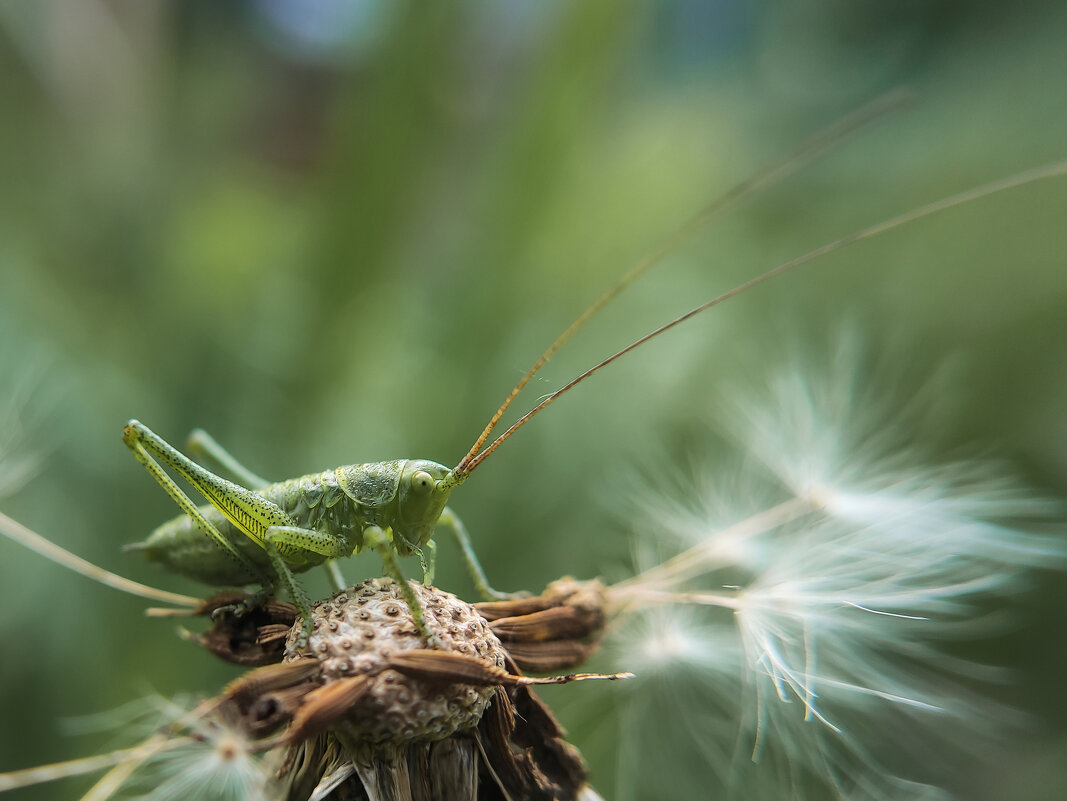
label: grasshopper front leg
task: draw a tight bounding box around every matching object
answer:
[363,525,444,649]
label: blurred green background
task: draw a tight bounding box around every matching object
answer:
[1,1,1065,799]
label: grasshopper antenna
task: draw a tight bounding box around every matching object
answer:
[452,89,911,480]
[460,158,1067,475]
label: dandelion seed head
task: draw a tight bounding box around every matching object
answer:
[55,695,272,801]
[633,609,706,668]
[613,604,741,682]
[611,339,1065,800]
[128,713,268,801]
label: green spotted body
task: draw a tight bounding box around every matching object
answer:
[123,419,500,647]
[135,460,452,586]
[139,469,347,585]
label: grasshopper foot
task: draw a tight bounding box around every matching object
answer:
[293,624,311,651]
[210,602,247,622]
[209,588,271,622]
[482,588,534,602]
[423,631,446,650]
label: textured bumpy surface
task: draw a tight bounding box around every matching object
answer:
[283,578,507,744]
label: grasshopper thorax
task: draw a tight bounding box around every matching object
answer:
[335,459,455,551]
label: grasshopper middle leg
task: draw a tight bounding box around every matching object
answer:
[186,428,271,489]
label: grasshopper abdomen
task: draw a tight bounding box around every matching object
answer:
[134,469,352,586]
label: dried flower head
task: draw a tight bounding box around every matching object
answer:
[283,578,508,746]
[0,572,617,801]
[209,578,617,801]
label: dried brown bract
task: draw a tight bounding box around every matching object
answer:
[476,577,607,674]
[190,592,300,666]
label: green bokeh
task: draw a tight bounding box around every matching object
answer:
[1,1,1065,799]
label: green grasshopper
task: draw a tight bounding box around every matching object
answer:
[122,93,1067,649]
[124,423,482,647]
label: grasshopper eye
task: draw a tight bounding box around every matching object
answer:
[411,470,434,494]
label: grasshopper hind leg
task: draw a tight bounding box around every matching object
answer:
[186,428,349,593]
[123,422,272,586]
[125,421,323,644]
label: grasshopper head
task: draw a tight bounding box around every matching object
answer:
[396,460,455,547]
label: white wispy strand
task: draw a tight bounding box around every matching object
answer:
[118,698,269,801]
[0,350,51,498]
[0,695,271,799]
[608,341,1063,800]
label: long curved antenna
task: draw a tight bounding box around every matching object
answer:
[459,158,1067,474]
[451,90,911,479]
